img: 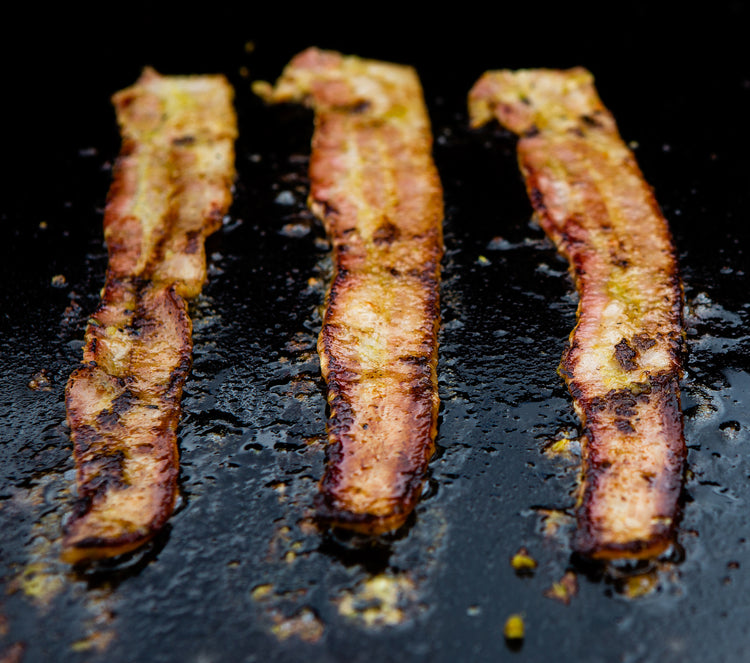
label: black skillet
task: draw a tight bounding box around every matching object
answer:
[2,6,750,662]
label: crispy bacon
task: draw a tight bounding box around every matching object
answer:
[469,68,685,559]
[255,48,443,534]
[62,68,236,563]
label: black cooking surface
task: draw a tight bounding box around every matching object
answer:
[3,7,750,662]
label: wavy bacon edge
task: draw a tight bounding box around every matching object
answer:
[469,68,686,559]
[255,48,443,534]
[62,68,237,563]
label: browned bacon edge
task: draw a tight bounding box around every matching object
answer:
[62,68,236,563]
[255,48,443,534]
[469,68,686,559]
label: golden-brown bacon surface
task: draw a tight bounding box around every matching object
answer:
[62,68,236,563]
[469,68,685,559]
[256,48,443,534]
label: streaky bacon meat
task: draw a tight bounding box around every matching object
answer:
[255,48,443,534]
[62,68,237,563]
[469,68,685,559]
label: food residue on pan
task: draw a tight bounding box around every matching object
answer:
[70,632,114,654]
[5,475,119,656]
[544,571,578,605]
[503,613,525,642]
[542,429,581,461]
[251,583,274,601]
[8,481,69,609]
[267,523,310,564]
[250,577,324,643]
[510,547,537,575]
[535,507,575,540]
[27,369,52,392]
[336,573,420,627]
[270,607,325,643]
[13,562,66,607]
[271,607,325,642]
[618,570,660,599]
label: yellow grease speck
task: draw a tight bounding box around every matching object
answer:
[504,614,525,640]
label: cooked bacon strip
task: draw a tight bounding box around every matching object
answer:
[469,68,685,559]
[62,68,236,563]
[255,48,443,534]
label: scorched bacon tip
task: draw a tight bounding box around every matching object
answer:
[468,67,686,560]
[255,48,444,535]
[62,68,237,563]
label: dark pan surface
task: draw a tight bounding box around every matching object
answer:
[2,7,750,662]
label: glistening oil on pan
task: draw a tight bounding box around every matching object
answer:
[2,8,750,663]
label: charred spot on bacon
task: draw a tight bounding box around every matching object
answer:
[255,48,443,535]
[62,68,237,563]
[469,68,686,560]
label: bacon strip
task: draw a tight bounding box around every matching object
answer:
[469,68,685,559]
[62,68,236,563]
[255,48,443,534]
